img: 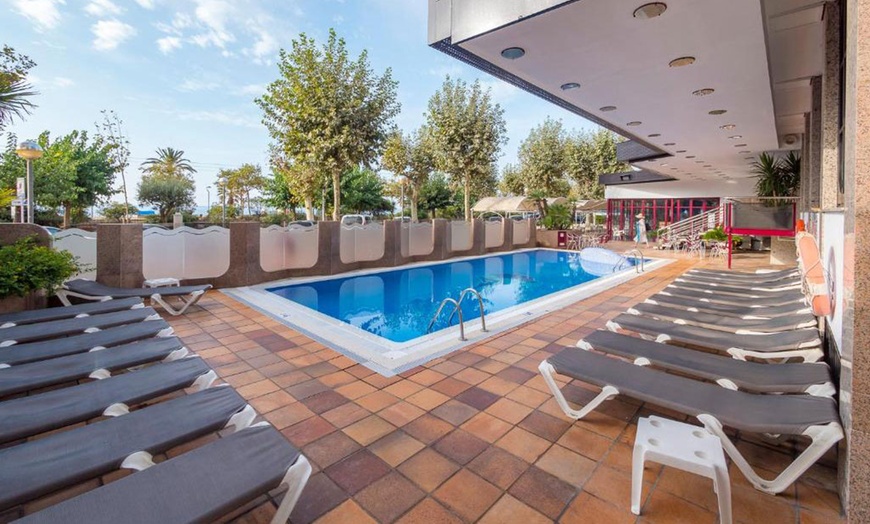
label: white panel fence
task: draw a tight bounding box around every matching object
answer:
[400,222,435,258]
[484,220,504,248]
[260,223,320,272]
[53,228,98,279]
[449,221,473,252]
[143,226,230,280]
[512,219,531,245]
[340,223,386,264]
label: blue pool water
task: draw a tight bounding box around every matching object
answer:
[267,249,638,343]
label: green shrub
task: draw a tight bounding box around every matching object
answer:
[0,238,79,298]
[702,225,742,243]
[542,203,573,231]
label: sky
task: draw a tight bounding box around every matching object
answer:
[3,0,599,209]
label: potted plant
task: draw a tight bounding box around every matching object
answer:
[0,237,79,313]
[537,203,575,247]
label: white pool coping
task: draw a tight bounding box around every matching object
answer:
[222,248,672,376]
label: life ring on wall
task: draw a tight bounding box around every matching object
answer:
[796,232,832,317]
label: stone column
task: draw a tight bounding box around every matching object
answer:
[809,76,823,209]
[801,114,812,212]
[822,1,843,209]
[96,223,144,288]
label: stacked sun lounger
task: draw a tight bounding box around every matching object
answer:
[0,299,310,523]
[539,261,843,496]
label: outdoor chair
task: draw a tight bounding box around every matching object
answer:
[626,302,817,333]
[669,280,804,298]
[687,268,800,282]
[538,348,843,495]
[576,330,835,396]
[662,285,806,308]
[0,297,144,328]
[15,424,311,524]
[647,292,812,318]
[59,279,213,316]
[606,313,823,362]
[677,273,801,291]
[0,308,162,347]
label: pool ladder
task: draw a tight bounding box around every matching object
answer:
[621,249,645,274]
[426,288,488,341]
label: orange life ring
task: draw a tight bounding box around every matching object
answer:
[796,233,831,316]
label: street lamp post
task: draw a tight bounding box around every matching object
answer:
[15,140,43,224]
[206,186,211,217]
[219,178,227,227]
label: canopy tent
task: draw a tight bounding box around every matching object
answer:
[574,200,607,212]
[472,196,569,215]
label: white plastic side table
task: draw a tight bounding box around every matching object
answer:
[632,416,731,524]
[144,277,180,288]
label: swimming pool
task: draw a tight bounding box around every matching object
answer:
[225,249,669,375]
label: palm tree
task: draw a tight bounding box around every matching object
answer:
[0,81,37,131]
[752,151,800,203]
[140,147,197,179]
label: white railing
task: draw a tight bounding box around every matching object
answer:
[512,219,530,245]
[143,226,230,280]
[340,223,385,264]
[658,205,724,241]
[400,222,435,258]
[449,221,473,252]
[484,220,504,248]
[260,223,319,272]
[53,228,97,279]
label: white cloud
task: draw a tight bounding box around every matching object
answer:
[332,14,344,25]
[235,83,265,96]
[178,78,219,92]
[480,79,520,105]
[52,77,74,88]
[157,35,182,53]
[84,0,121,17]
[174,109,259,128]
[28,75,75,89]
[91,19,136,51]
[134,0,154,8]
[11,0,65,31]
[244,24,278,64]
[191,0,235,48]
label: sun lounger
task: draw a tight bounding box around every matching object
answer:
[662,286,806,307]
[667,282,806,300]
[59,279,212,316]
[0,320,173,367]
[0,357,216,445]
[607,314,822,362]
[0,308,161,347]
[577,330,834,396]
[0,298,144,328]
[687,268,799,282]
[0,386,252,512]
[0,337,187,397]
[627,302,817,333]
[645,294,812,318]
[675,275,802,292]
[538,348,843,494]
[16,423,311,524]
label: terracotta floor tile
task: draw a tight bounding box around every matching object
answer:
[495,427,552,463]
[453,367,490,385]
[248,389,295,414]
[343,415,397,446]
[319,370,357,389]
[395,498,462,524]
[321,402,370,429]
[535,443,597,487]
[467,447,530,490]
[335,380,378,400]
[638,488,717,524]
[301,390,350,414]
[264,402,315,430]
[286,379,331,401]
[324,450,391,495]
[604,442,662,484]
[383,380,425,399]
[496,366,538,385]
[486,398,535,425]
[450,352,486,367]
[478,494,551,524]
[430,377,472,397]
[454,387,501,411]
[478,375,521,397]
[406,389,450,411]
[433,469,501,521]
[302,431,361,469]
[431,400,479,426]
[355,472,426,523]
[315,499,377,524]
[557,425,615,461]
[378,401,426,428]
[430,360,467,377]
[508,466,576,519]
[560,492,635,524]
[369,431,426,467]
[655,467,719,513]
[272,370,310,388]
[403,414,454,445]
[583,465,638,508]
[398,448,461,492]
[408,368,447,386]
[289,472,347,524]
[474,359,510,375]
[433,429,489,465]
[356,390,401,412]
[461,412,513,443]
[281,416,336,448]
[519,410,572,442]
[730,483,797,524]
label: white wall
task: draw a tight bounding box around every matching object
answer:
[605,180,757,200]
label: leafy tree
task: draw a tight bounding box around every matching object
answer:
[262,168,299,214]
[382,127,435,221]
[140,147,197,180]
[137,174,195,223]
[425,77,507,220]
[335,166,391,214]
[256,29,400,221]
[0,45,37,131]
[270,151,323,219]
[216,163,265,215]
[419,172,454,218]
[96,110,131,221]
[564,129,626,199]
[102,202,139,222]
[518,117,567,196]
[499,163,525,196]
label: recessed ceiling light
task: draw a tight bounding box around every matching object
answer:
[560,82,581,91]
[670,167,678,170]
[719,124,736,130]
[627,121,642,126]
[660,163,669,167]
[648,133,661,137]
[744,156,754,160]
[676,150,687,153]
[703,165,712,168]
[633,2,668,19]
[599,105,617,112]
[692,88,715,96]
[734,143,747,147]
[501,47,525,59]
[669,56,696,67]
[728,135,742,139]
[695,160,704,164]
[708,109,727,115]
[739,150,751,154]
[686,155,696,158]
[663,142,676,146]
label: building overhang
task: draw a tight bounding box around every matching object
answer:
[599,170,677,186]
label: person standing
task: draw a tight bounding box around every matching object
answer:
[635,213,649,247]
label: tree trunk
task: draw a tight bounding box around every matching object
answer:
[332,171,341,221]
[304,197,314,220]
[464,179,471,222]
[410,184,419,222]
[120,171,130,223]
[63,203,71,228]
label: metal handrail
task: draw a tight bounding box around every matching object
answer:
[427,298,465,341]
[448,288,488,333]
[622,249,645,273]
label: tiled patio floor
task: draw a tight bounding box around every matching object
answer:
[166,249,845,523]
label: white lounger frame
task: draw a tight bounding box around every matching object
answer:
[57,288,208,316]
[538,360,844,495]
